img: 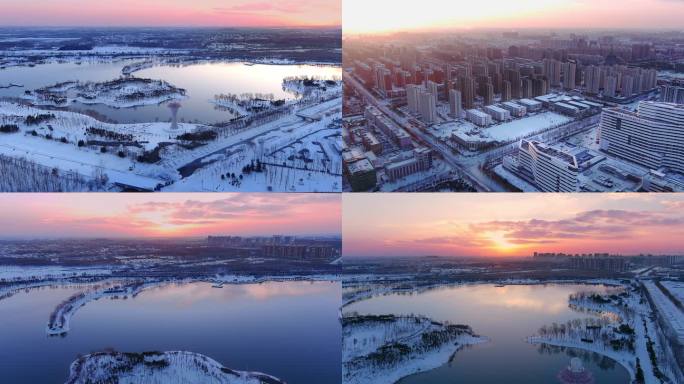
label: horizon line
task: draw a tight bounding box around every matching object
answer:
[0,24,342,29]
[344,26,684,35]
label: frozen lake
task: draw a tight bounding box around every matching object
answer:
[0,60,341,124]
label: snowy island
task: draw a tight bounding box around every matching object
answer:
[24,77,186,108]
[342,313,485,384]
[65,351,285,384]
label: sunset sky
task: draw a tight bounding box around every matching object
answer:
[344,0,684,34]
[0,0,341,27]
[343,194,684,258]
[0,194,340,238]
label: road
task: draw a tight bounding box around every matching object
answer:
[344,72,501,191]
[344,72,602,192]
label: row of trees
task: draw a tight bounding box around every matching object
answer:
[0,155,108,192]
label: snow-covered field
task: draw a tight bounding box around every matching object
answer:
[439,111,573,145]
[0,266,112,282]
[65,351,284,384]
[0,94,341,191]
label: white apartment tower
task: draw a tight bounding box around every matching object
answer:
[419,90,437,124]
[600,101,684,174]
[517,140,579,192]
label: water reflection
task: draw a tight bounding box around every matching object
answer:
[346,284,630,384]
[0,281,341,384]
[0,61,341,124]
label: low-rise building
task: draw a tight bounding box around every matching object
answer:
[466,109,492,126]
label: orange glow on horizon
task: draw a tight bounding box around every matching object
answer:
[0,193,341,239]
[343,194,684,258]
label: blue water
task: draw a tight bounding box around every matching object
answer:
[0,281,341,384]
[345,283,630,384]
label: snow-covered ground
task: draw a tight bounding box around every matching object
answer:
[530,285,678,384]
[492,163,539,192]
[437,111,573,145]
[0,265,112,282]
[343,314,485,384]
[1,85,341,191]
[46,280,163,335]
[166,100,342,192]
[65,351,284,384]
[24,77,186,108]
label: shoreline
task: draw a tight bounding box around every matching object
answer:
[527,336,635,380]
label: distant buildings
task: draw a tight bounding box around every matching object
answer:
[533,252,627,272]
[569,254,628,272]
[600,102,684,174]
[583,65,601,94]
[207,236,340,261]
[562,62,576,90]
[661,84,684,104]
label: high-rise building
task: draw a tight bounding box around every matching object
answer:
[427,80,439,104]
[532,77,548,97]
[544,59,561,88]
[562,62,576,90]
[483,83,494,105]
[504,68,522,99]
[517,139,579,192]
[501,80,512,101]
[521,78,533,98]
[584,65,601,95]
[419,90,437,124]
[461,76,476,109]
[406,84,420,113]
[660,85,684,104]
[622,75,634,97]
[449,89,462,118]
[600,102,684,174]
[375,66,392,96]
[604,75,617,97]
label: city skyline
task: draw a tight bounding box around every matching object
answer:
[343,0,684,34]
[343,194,684,258]
[0,194,341,238]
[0,0,341,28]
